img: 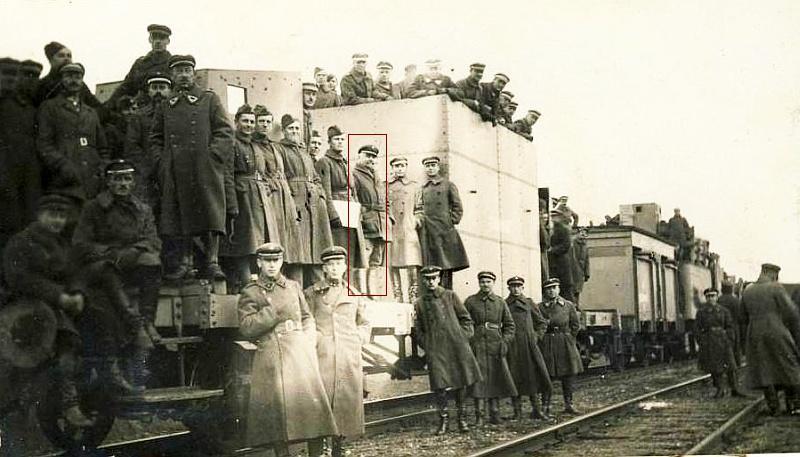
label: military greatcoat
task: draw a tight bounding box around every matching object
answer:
[304,280,370,438]
[373,81,400,101]
[506,294,553,396]
[352,163,389,241]
[340,70,375,105]
[695,303,737,374]
[238,274,338,445]
[463,292,518,398]
[149,85,235,236]
[124,100,160,204]
[416,176,469,272]
[414,286,482,391]
[388,176,422,267]
[742,280,800,389]
[719,292,745,363]
[107,50,171,105]
[407,74,457,99]
[547,221,576,301]
[538,296,583,377]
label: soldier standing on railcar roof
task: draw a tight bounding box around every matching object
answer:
[454,63,493,121]
[305,246,370,457]
[106,24,172,108]
[571,227,591,306]
[512,110,541,142]
[480,73,509,124]
[696,287,747,398]
[538,278,583,416]
[33,41,103,109]
[388,156,423,303]
[464,271,518,425]
[149,54,236,281]
[414,265,482,435]
[505,276,553,421]
[396,64,417,99]
[718,281,745,366]
[373,61,400,101]
[237,243,338,457]
[407,59,457,99]
[340,53,376,105]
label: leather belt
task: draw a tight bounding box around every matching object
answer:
[546,326,567,334]
[261,319,301,340]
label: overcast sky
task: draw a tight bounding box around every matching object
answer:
[2,0,798,281]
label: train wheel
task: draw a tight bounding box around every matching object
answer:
[36,382,115,452]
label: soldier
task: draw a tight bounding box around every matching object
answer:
[718,282,745,366]
[696,288,745,398]
[314,74,342,109]
[107,24,172,107]
[415,156,469,289]
[150,54,236,281]
[37,62,108,200]
[0,59,42,254]
[351,145,391,294]
[308,130,323,162]
[668,208,691,259]
[340,53,375,105]
[3,194,94,427]
[407,59,457,99]
[273,114,333,287]
[539,200,551,284]
[505,276,553,421]
[463,271,517,425]
[554,195,580,228]
[479,73,510,123]
[501,100,518,127]
[571,228,590,306]
[414,265,482,434]
[396,64,417,99]
[72,159,162,388]
[103,95,135,159]
[373,61,400,101]
[538,278,583,415]
[454,63,492,121]
[238,243,338,457]
[302,82,317,147]
[547,208,576,302]
[742,263,800,415]
[220,105,281,293]
[388,157,423,303]
[496,90,514,125]
[33,41,103,109]
[314,67,328,87]
[511,110,541,141]
[0,57,18,97]
[305,246,370,457]
[125,70,172,205]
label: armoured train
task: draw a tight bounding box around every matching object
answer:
[0,68,732,453]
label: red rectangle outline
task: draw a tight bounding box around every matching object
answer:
[346,133,389,297]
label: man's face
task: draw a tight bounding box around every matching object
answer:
[50,47,72,70]
[257,256,283,278]
[322,258,347,280]
[283,122,302,143]
[309,137,323,154]
[358,152,376,169]
[303,89,317,108]
[149,34,170,52]
[526,113,537,123]
[426,64,441,76]
[509,284,524,296]
[171,65,195,90]
[706,293,719,305]
[38,208,68,234]
[315,73,328,87]
[492,77,507,91]
[378,68,391,83]
[674,209,681,217]
[329,134,345,152]
[108,173,135,197]
[544,285,560,299]
[147,82,172,101]
[405,68,417,80]
[256,115,273,134]
[499,96,510,108]
[392,162,407,178]
[329,76,338,90]
[559,197,568,205]
[478,277,494,294]
[353,58,367,73]
[424,162,440,177]
[504,105,517,116]
[469,68,484,82]
[61,71,84,94]
[423,274,440,290]
[236,113,255,136]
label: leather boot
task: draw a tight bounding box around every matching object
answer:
[435,413,448,435]
[367,267,378,295]
[332,436,344,457]
[408,268,419,303]
[204,233,226,280]
[765,386,780,415]
[64,405,96,428]
[511,397,522,421]
[564,394,581,415]
[488,398,502,424]
[391,268,404,302]
[474,398,485,426]
[105,358,141,394]
[530,396,552,421]
[712,374,725,398]
[61,380,95,427]
[456,399,470,433]
[542,393,552,417]
[728,369,750,397]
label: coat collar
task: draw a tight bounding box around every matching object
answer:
[423,176,443,186]
[325,149,346,163]
[169,85,202,106]
[506,294,530,308]
[235,130,252,143]
[424,286,445,298]
[389,176,413,185]
[258,273,287,289]
[354,163,375,179]
[542,296,564,308]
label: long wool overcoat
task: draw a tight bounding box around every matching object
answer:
[538,297,584,377]
[416,177,469,272]
[695,303,737,374]
[238,274,338,445]
[463,291,518,398]
[505,294,553,396]
[388,176,422,267]
[304,280,370,438]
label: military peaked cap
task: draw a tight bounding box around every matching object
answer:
[507,276,525,286]
[20,60,43,74]
[528,110,541,119]
[146,70,172,86]
[703,287,719,296]
[38,194,73,211]
[302,82,318,92]
[470,63,486,70]
[390,157,408,166]
[420,265,443,277]
[358,145,379,156]
[327,125,344,139]
[477,271,496,281]
[105,159,136,175]
[425,58,441,65]
[422,156,440,165]
[256,242,284,259]
[147,24,172,37]
[59,62,85,76]
[508,101,519,108]
[543,278,561,288]
[761,263,781,272]
[314,67,327,76]
[352,53,369,60]
[494,73,510,83]
[320,246,347,263]
[376,61,393,70]
[404,64,417,72]
[44,41,66,60]
[168,54,195,68]
[500,90,514,99]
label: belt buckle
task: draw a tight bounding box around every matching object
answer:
[284,319,296,332]
[79,137,88,147]
[484,322,497,330]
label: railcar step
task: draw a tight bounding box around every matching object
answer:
[117,386,224,403]
[156,336,204,345]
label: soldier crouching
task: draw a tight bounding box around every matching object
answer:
[71,160,162,390]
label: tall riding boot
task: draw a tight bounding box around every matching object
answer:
[728,369,749,397]
[107,274,153,352]
[367,267,378,295]
[511,396,522,420]
[765,386,780,415]
[712,373,724,398]
[138,266,162,344]
[530,395,551,421]
[488,398,502,424]
[563,376,581,414]
[408,267,419,303]
[60,380,95,427]
[104,357,140,395]
[474,398,485,426]
[353,269,368,294]
[542,392,552,417]
[391,268,404,302]
[331,436,345,457]
[204,233,226,280]
[165,238,193,280]
[435,390,449,435]
[455,389,469,433]
[307,437,324,457]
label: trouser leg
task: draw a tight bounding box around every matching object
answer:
[391,267,404,302]
[407,267,419,303]
[563,376,581,413]
[441,270,453,290]
[353,268,368,294]
[711,373,724,397]
[511,396,522,420]
[203,232,225,280]
[474,398,484,425]
[307,437,324,457]
[764,385,779,414]
[332,436,345,457]
[488,398,501,423]
[435,389,449,434]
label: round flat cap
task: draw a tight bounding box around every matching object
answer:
[320,246,347,263]
[508,101,519,108]
[168,54,195,68]
[358,145,379,156]
[147,24,172,36]
[281,114,300,129]
[470,63,486,70]
[390,157,408,166]
[105,159,136,175]
[311,130,322,139]
[38,194,73,211]
[352,53,369,60]
[235,104,254,118]
[494,73,510,83]
[761,263,781,272]
[59,62,84,75]
[256,242,284,258]
[528,110,541,119]
[327,125,343,139]
[420,265,443,276]
[424,58,441,65]
[302,82,318,92]
[376,61,393,70]
[422,156,441,165]
[543,278,561,288]
[146,70,172,86]
[477,271,496,281]
[507,276,525,286]
[314,67,327,76]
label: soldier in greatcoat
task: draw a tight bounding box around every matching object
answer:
[3,195,94,427]
[220,105,281,293]
[237,243,338,456]
[302,82,317,147]
[718,282,745,366]
[149,54,236,281]
[538,278,583,415]
[696,288,746,398]
[304,246,370,457]
[273,114,333,287]
[340,53,375,105]
[352,145,391,295]
[571,227,591,306]
[407,59,457,99]
[37,62,108,200]
[251,105,303,265]
[453,63,492,121]
[496,91,514,125]
[415,265,482,434]
[415,156,469,289]
[547,208,576,302]
[479,73,510,124]
[742,263,800,415]
[501,100,518,127]
[373,61,400,101]
[511,110,541,141]
[388,156,423,303]
[539,201,551,284]
[33,42,103,109]
[464,271,517,425]
[505,276,553,421]
[308,130,323,162]
[106,24,172,107]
